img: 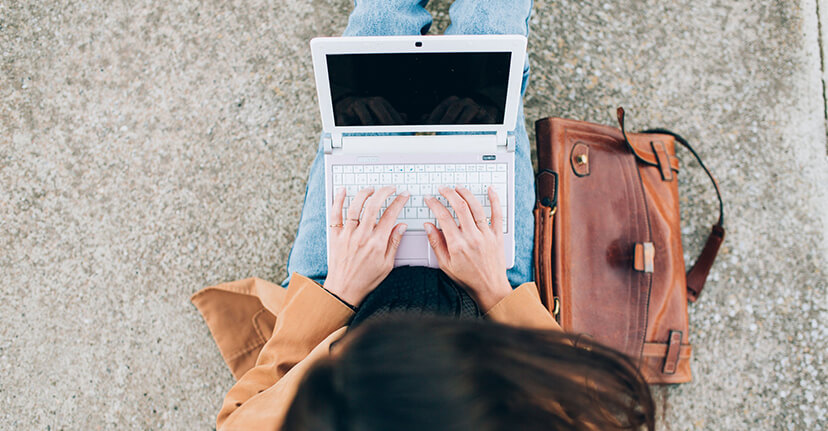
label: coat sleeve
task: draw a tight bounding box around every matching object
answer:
[484,282,562,331]
[216,274,354,430]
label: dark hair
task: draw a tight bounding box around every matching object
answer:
[282,316,655,431]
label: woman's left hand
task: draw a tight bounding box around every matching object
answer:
[324,186,410,307]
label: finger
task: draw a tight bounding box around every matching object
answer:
[377,190,410,236]
[455,186,487,230]
[385,223,408,260]
[424,222,450,264]
[425,195,460,240]
[359,186,396,231]
[329,187,346,227]
[439,186,476,231]
[346,187,374,227]
[488,185,504,234]
[354,100,375,125]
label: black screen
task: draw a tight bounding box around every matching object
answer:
[327,52,511,126]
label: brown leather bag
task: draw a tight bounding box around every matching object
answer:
[532,108,725,384]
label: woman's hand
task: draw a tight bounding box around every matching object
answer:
[424,186,512,311]
[324,186,409,307]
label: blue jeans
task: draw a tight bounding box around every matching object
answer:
[283,0,535,287]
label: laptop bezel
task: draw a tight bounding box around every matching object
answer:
[310,35,526,136]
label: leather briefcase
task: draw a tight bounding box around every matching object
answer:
[532,108,725,384]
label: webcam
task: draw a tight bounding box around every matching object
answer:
[415,41,422,47]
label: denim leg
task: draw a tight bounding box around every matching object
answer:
[281,138,328,287]
[508,102,535,286]
[443,0,535,286]
[343,0,433,36]
[282,2,434,287]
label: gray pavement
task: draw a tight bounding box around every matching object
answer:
[1,0,826,429]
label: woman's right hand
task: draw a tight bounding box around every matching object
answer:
[423,186,513,311]
[324,186,409,308]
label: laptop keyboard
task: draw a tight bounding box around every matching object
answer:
[332,163,508,233]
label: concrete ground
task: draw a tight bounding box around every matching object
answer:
[1,0,826,429]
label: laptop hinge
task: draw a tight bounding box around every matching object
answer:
[324,132,344,154]
[504,131,516,152]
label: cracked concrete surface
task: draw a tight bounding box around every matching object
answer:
[1,0,826,429]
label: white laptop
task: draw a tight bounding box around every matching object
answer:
[310,35,526,269]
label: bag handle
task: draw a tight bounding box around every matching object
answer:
[617,108,725,303]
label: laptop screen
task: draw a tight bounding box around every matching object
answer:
[326,52,511,127]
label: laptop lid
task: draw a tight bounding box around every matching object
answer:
[310,35,526,137]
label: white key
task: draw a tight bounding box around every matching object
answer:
[346,185,357,195]
[470,184,483,194]
[467,172,479,183]
[333,173,343,185]
[355,173,367,184]
[492,184,507,199]
[344,165,353,173]
[435,165,445,172]
[381,173,392,183]
[415,165,426,172]
[369,173,380,184]
[394,165,404,172]
[406,165,415,173]
[476,164,486,172]
[441,172,453,183]
[426,164,435,172]
[417,173,429,183]
[446,164,456,172]
[405,173,417,183]
[411,195,424,207]
[479,172,491,183]
[405,207,417,218]
[492,171,507,183]
[417,207,430,218]
[455,172,466,183]
[333,165,343,173]
[397,183,409,192]
[354,165,364,173]
[429,172,441,183]
[497,163,507,172]
[392,173,404,183]
[486,164,496,171]
[456,164,466,172]
[408,184,420,195]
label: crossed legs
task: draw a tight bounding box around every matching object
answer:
[283,0,535,287]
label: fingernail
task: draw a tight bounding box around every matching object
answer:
[424,195,432,201]
[399,224,408,234]
[337,187,345,195]
[456,184,464,190]
[401,190,410,196]
[424,224,433,234]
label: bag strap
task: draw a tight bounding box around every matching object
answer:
[617,108,725,303]
[533,169,558,316]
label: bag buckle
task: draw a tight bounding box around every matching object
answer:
[634,242,655,273]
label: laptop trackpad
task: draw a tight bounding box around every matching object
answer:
[394,233,429,267]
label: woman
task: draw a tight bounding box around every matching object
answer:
[208,0,655,429]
